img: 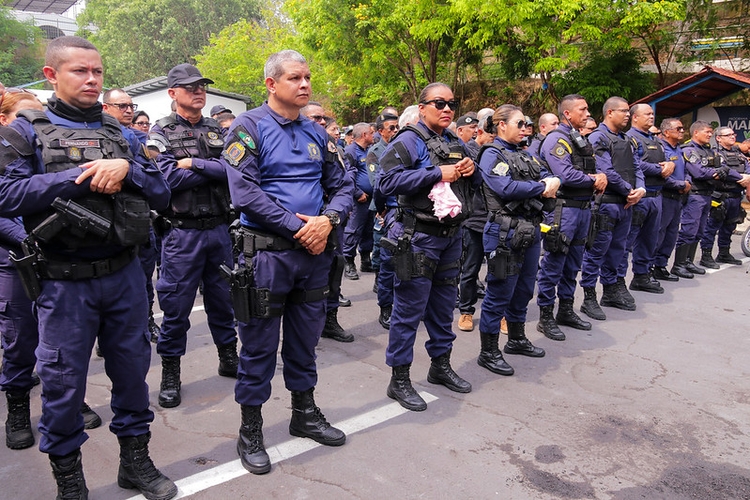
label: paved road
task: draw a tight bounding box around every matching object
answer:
[2,243,750,500]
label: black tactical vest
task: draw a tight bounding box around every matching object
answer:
[543,129,596,199]
[479,143,548,218]
[18,110,150,250]
[156,114,230,218]
[716,146,746,191]
[684,142,721,193]
[598,128,636,193]
[630,130,666,188]
[395,125,472,226]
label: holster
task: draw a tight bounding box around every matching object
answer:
[543,225,570,255]
[8,242,42,301]
[509,219,536,252]
[328,254,345,299]
[631,207,647,228]
[486,246,518,280]
[381,234,414,282]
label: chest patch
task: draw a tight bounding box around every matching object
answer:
[308,143,322,161]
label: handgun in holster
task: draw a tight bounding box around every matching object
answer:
[9,240,42,301]
[33,197,111,243]
[380,233,413,281]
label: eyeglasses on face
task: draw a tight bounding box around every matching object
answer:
[177,83,208,93]
[386,124,399,132]
[105,102,138,112]
[133,121,150,127]
[0,87,36,110]
[421,99,459,111]
[718,133,737,137]
[309,114,327,123]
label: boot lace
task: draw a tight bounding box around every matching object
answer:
[7,397,31,432]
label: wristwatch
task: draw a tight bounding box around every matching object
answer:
[324,211,340,229]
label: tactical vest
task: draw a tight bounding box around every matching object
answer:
[684,143,720,193]
[630,131,666,188]
[716,146,746,191]
[599,128,636,193]
[18,109,150,250]
[156,114,230,218]
[395,125,472,226]
[544,129,596,199]
[479,143,549,218]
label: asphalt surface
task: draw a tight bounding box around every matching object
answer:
[2,241,750,500]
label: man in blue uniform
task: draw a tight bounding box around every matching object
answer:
[343,122,375,279]
[223,50,354,475]
[379,83,477,412]
[536,95,607,340]
[700,126,750,267]
[528,113,559,161]
[673,121,745,275]
[620,104,675,294]
[149,64,238,409]
[653,118,691,280]
[580,97,645,320]
[0,36,176,500]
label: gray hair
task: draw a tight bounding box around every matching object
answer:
[352,122,371,139]
[715,126,734,137]
[399,105,420,128]
[264,50,307,80]
[477,107,495,132]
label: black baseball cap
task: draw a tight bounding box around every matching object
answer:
[210,105,231,116]
[457,113,478,126]
[376,113,399,130]
[168,64,214,88]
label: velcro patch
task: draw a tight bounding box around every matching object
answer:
[222,141,247,167]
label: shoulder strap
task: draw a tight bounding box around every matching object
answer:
[15,109,49,125]
[155,114,179,130]
[476,142,503,167]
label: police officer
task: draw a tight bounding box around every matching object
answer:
[0,36,175,499]
[700,126,750,266]
[342,122,376,279]
[580,97,645,320]
[223,50,353,475]
[621,104,675,294]
[379,83,476,412]
[653,118,691,280]
[673,121,745,275]
[149,64,239,409]
[528,112,560,160]
[477,104,560,376]
[455,112,479,144]
[536,95,607,340]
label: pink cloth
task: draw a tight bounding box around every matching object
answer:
[428,181,462,220]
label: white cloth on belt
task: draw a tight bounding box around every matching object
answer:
[428,181,462,220]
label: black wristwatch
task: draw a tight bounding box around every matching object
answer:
[324,211,340,229]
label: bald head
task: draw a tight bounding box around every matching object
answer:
[538,113,559,136]
[629,103,655,133]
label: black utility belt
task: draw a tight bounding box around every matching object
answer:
[413,220,461,238]
[558,198,591,209]
[690,190,712,197]
[40,247,137,281]
[642,190,662,198]
[167,215,227,230]
[241,228,303,256]
[661,190,683,201]
[600,194,627,204]
[716,191,743,199]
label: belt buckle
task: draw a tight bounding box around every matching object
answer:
[93,259,111,277]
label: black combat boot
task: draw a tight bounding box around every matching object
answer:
[717,246,743,265]
[360,251,374,272]
[117,432,177,500]
[158,357,181,408]
[477,332,514,376]
[344,257,359,280]
[536,304,565,341]
[504,322,545,357]
[580,287,606,321]
[651,265,679,282]
[80,402,102,430]
[427,349,472,393]
[699,247,720,269]
[556,299,591,331]
[5,390,34,450]
[237,405,271,475]
[387,364,427,411]
[378,305,392,329]
[372,271,379,293]
[147,309,160,343]
[217,339,239,378]
[615,277,635,305]
[629,273,664,294]
[289,388,346,446]
[684,243,706,275]
[600,283,636,311]
[50,449,88,500]
[321,308,354,342]
[670,244,694,279]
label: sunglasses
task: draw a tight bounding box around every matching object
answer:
[0,87,36,110]
[386,124,399,132]
[421,99,459,111]
[176,82,208,93]
[309,114,327,123]
[105,102,138,112]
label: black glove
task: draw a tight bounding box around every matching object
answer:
[715,166,730,180]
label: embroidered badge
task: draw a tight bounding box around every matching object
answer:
[308,143,322,161]
[368,163,376,172]
[236,130,256,150]
[493,162,510,176]
[327,141,338,154]
[67,147,81,161]
[222,141,246,167]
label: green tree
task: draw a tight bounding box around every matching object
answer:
[78,0,262,86]
[0,7,45,87]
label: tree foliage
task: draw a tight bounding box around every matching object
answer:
[0,7,45,87]
[78,0,263,86]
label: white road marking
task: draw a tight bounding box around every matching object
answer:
[702,256,750,274]
[126,391,439,499]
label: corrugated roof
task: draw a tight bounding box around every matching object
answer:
[633,66,750,117]
[9,0,77,15]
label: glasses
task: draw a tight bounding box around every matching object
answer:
[133,121,150,127]
[386,124,399,132]
[309,114,327,123]
[718,133,736,137]
[105,102,138,112]
[421,99,459,111]
[507,120,526,129]
[0,87,36,110]
[176,83,208,93]
[614,108,630,114]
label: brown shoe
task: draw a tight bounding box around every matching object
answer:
[458,314,474,332]
[500,317,508,335]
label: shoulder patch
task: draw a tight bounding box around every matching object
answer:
[222,141,247,167]
[232,125,257,155]
[327,141,338,154]
[685,152,699,164]
[492,161,510,177]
